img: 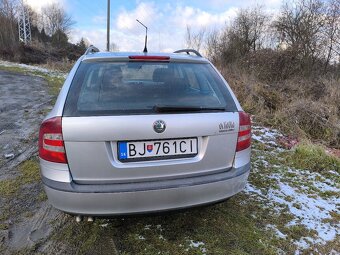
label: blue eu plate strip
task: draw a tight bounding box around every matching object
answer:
[119,142,128,159]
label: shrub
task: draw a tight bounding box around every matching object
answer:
[18,44,48,64]
[220,63,340,148]
[240,49,303,82]
[278,100,339,146]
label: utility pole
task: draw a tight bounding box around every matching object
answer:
[18,0,31,45]
[106,0,110,51]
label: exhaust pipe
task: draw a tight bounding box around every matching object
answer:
[75,215,94,222]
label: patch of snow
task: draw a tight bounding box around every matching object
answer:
[252,125,284,149]
[328,170,339,176]
[0,60,67,78]
[247,125,339,252]
[138,235,145,240]
[252,133,264,143]
[285,168,339,193]
[266,224,287,239]
[247,173,339,249]
[254,158,270,168]
[252,126,282,138]
[313,180,339,193]
[245,183,264,197]
[293,238,311,254]
[272,182,338,242]
[189,240,207,254]
[156,224,163,231]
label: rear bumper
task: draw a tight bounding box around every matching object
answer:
[42,163,250,215]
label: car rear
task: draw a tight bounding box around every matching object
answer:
[39,52,251,216]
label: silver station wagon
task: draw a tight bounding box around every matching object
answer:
[39,47,251,217]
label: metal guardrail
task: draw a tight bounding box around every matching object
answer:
[173,49,202,57]
[85,45,100,55]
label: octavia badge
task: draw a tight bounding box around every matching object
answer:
[153,120,166,133]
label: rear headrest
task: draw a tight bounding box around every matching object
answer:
[102,66,123,89]
[153,68,174,82]
[102,67,123,87]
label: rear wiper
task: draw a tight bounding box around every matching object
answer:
[153,105,226,112]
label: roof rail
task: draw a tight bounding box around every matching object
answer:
[173,49,202,57]
[85,45,100,55]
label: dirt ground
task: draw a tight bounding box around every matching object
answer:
[0,71,51,167]
[0,70,59,253]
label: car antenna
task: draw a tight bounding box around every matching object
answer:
[136,19,148,53]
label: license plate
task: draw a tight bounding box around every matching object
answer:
[118,138,198,162]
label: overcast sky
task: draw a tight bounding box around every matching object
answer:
[25,0,283,52]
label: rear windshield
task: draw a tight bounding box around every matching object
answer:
[63,61,237,116]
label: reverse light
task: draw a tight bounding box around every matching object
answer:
[236,112,251,152]
[39,117,67,163]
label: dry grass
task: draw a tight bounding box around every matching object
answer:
[0,158,40,197]
[220,65,340,148]
[281,143,340,173]
[41,59,74,73]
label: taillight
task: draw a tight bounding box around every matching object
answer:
[39,117,67,163]
[236,112,251,152]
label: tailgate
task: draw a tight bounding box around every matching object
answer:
[62,112,239,184]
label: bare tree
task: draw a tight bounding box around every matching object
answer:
[185,25,206,52]
[228,6,268,54]
[205,5,268,64]
[205,29,221,63]
[42,3,75,36]
[323,0,340,70]
[273,0,340,72]
[274,0,326,65]
[110,42,119,52]
[0,0,18,53]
